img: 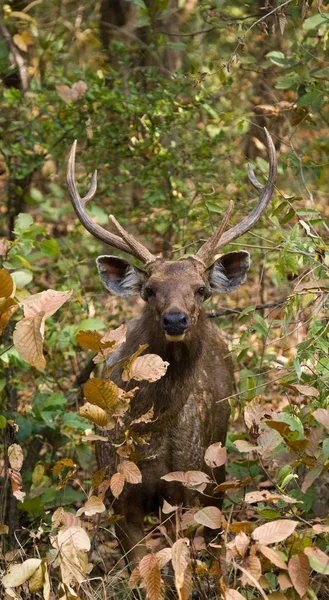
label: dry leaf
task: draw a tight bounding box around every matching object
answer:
[234,440,259,453]
[21,289,72,319]
[0,523,9,535]
[29,562,44,592]
[93,323,127,363]
[277,572,293,590]
[235,532,250,558]
[8,468,25,500]
[0,268,15,298]
[194,506,222,529]
[284,383,319,398]
[252,520,297,545]
[240,555,262,586]
[8,444,23,471]
[139,553,163,600]
[156,547,172,569]
[301,464,323,493]
[83,378,119,411]
[172,538,192,600]
[13,312,46,368]
[123,353,169,383]
[110,472,125,498]
[161,470,211,486]
[162,499,178,514]
[312,524,329,533]
[304,546,329,574]
[313,408,329,431]
[0,239,9,257]
[245,490,299,504]
[225,590,245,600]
[259,545,287,569]
[244,396,267,429]
[204,442,227,468]
[76,496,105,517]
[118,460,142,484]
[79,403,109,427]
[288,553,309,597]
[2,558,42,588]
[76,330,105,352]
[57,526,91,551]
[0,298,19,334]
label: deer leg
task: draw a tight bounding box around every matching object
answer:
[115,503,146,569]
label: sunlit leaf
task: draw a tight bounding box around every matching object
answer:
[13,312,46,368]
[83,378,119,411]
[2,558,42,588]
[123,353,169,382]
[79,403,110,426]
[304,546,329,574]
[0,268,15,299]
[8,444,23,471]
[252,520,298,545]
[76,496,105,517]
[21,289,72,319]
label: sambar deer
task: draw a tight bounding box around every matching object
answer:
[67,129,276,566]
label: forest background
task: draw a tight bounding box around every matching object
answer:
[1,0,329,599]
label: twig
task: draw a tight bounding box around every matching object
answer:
[0,21,28,92]
[232,561,270,600]
[207,299,286,319]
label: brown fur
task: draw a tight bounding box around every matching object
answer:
[96,258,235,566]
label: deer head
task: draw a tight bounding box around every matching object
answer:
[67,130,277,342]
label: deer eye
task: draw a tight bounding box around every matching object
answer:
[197,286,206,295]
[144,286,154,298]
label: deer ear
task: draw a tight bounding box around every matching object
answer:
[96,256,146,296]
[207,251,250,293]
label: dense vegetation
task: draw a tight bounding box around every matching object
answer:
[1,0,329,598]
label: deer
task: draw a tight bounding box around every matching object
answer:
[67,129,277,567]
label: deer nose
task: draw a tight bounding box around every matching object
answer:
[161,312,190,335]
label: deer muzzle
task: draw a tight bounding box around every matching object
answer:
[162,312,190,341]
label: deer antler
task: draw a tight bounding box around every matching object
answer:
[67,141,156,264]
[195,128,277,265]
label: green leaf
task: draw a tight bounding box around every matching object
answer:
[323,438,329,458]
[297,90,324,111]
[40,239,60,257]
[168,42,187,51]
[266,51,287,67]
[303,14,328,32]
[275,72,300,90]
[0,415,7,429]
[30,188,43,203]
[78,318,106,331]
[14,213,33,232]
[131,0,147,7]
[11,269,33,288]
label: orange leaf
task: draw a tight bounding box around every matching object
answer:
[0,297,19,334]
[0,268,15,298]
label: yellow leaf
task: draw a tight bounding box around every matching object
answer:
[21,289,72,320]
[13,312,46,368]
[13,33,27,52]
[83,378,119,411]
[8,444,23,471]
[0,297,19,335]
[76,496,105,517]
[29,562,44,592]
[2,558,42,588]
[52,458,76,477]
[0,523,9,535]
[79,403,109,426]
[9,10,34,21]
[123,353,169,382]
[76,330,105,352]
[122,344,148,381]
[0,268,15,299]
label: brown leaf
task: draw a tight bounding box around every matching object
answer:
[194,506,221,529]
[93,323,127,363]
[118,460,142,484]
[139,553,163,600]
[245,490,299,505]
[161,470,211,486]
[79,403,110,427]
[124,353,169,383]
[83,378,119,411]
[8,468,25,500]
[29,562,44,592]
[76,330,106,352]
[172,538,192,600]
[122,344,148,380]
[0,268,15,299]
[8,444,23,471]
[301,464,323,493]
[13,312,46,369]
[240,555,262,586]
[235,532,250,558]
[288,553,309,597]
[128,566,141,589]
[313,408,329,431]
[91,468,106,490]
[204,442,227,468]
[162,499,178,514]
[110,473,125,498]
[234,440,259,453]
[244,396,267,429]
[259,545,288,570]
[252,520,298,545]
[0,523,9,535]
[0,298,19,334]
[257,428,282,459]
[284,383,319,398]
[0,239,9,257]
[225,591,245,600]
[304,546,329,574]
[156,547,172,569]
[22,289,72,319]
[277,572,293,590]
[306,426,323,456]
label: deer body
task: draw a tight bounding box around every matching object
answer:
[67,129,276,567]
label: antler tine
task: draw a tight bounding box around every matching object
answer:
[67,141,155,262]
[109,215,156,265]
[195,128,277,264]
[195,201,234,266]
